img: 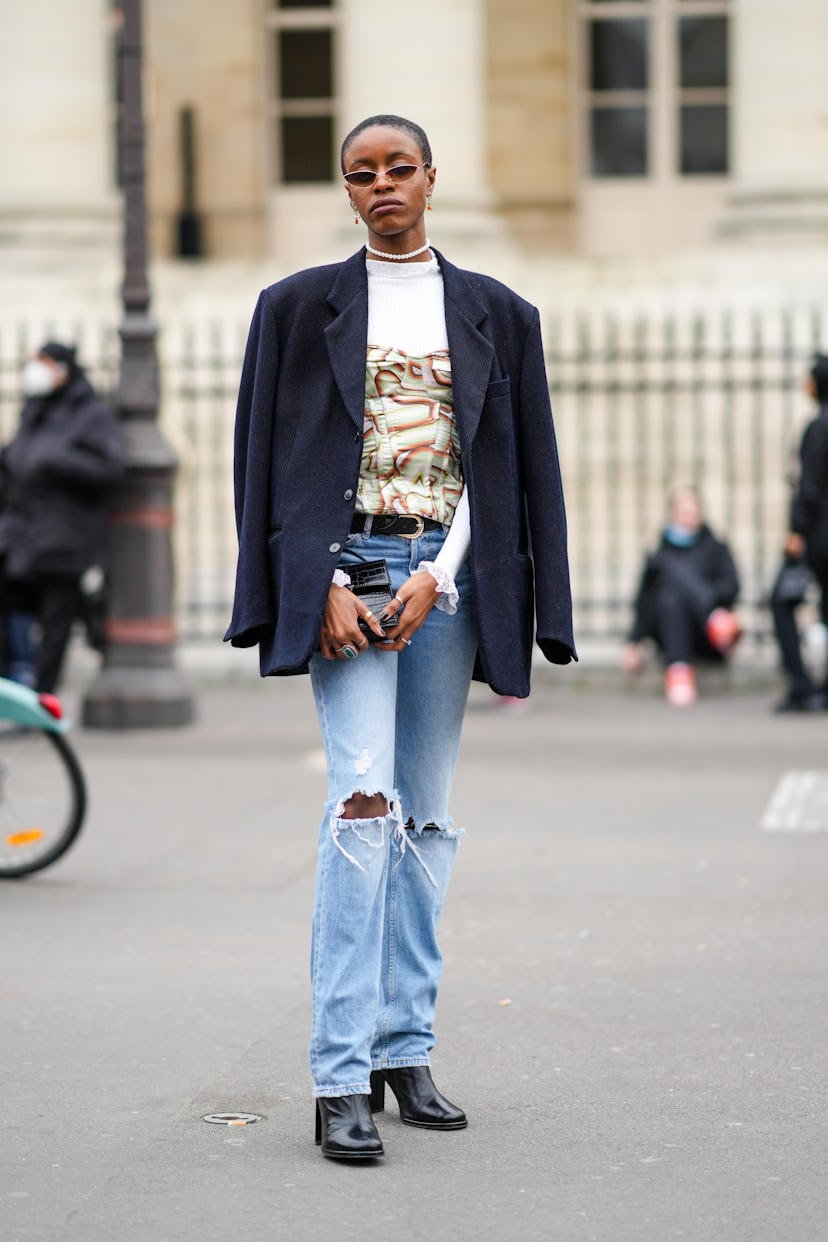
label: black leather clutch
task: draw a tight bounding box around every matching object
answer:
[348,558,400,641]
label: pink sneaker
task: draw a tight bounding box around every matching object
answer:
[664,663,697,707]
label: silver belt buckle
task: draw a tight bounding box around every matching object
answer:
[400,516,425,539]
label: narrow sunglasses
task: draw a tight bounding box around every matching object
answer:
[343,163,428,188]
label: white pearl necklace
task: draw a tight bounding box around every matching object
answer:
[365,239,432,261]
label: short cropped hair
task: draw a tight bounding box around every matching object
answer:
[340,115,433,172]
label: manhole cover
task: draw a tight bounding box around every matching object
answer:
[202,1112,264,1126]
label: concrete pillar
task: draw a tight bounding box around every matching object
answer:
[338,0,507,248]
[720,0,828,239]
[486,0,575,253]
[145,0,268,260]
[0,0,119,257]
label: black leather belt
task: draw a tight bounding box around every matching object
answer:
[350,513,443,538]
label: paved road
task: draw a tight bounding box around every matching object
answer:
[2,673,827,1242]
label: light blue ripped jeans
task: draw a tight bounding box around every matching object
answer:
[308,528,478,1098]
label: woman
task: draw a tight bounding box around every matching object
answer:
[226,115,575,1160]
[622,488,741,706]
[0,342,123,692]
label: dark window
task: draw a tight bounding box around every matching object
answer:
[679,16,728,89]
[590,19,649,92]
[582,1,729,182]
[281,115,334,182]
[279,29,332,99]
[591,107,648,176]
[679,104,728,174]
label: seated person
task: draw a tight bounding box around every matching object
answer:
[622,488,742,706]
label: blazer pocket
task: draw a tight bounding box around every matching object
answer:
[484,376,511,403]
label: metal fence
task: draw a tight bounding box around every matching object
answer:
[1,304,826,650]
[548,304,827,644]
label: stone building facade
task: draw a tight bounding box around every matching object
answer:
[3,0,827,283]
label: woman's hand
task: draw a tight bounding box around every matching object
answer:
[319,585,385,660]
[375,571,441,654]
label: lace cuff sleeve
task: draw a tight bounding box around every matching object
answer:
[413,486,471,613]
[414,562,459,614]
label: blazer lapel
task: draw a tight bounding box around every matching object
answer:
[436,249,495,450]
[324,246,495,447]
[324,249,370,433]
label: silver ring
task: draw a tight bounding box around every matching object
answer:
[357,636,368,648]
[401,637,412,647]
[342,644,357,659]
[393,595,404,607]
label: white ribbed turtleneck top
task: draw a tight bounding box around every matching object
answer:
[365,256,470,581]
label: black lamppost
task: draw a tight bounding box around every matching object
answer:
[83,0,194,728]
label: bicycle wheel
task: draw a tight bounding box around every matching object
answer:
[0,726,87,878]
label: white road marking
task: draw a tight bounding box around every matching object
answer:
[761,770,828,832]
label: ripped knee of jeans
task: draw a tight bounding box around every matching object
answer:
[341,789,389,820]
[336,750,388,819]
[403,816,464,841]
[395,817,463,889]
[329,791,402,872]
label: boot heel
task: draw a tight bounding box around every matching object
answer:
[380,1066,467,1130]
[369,1070,386,1112]
[314,1100,321,1145]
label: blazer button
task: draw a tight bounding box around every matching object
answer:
[344,489,353,501]
[354,432,361,442]
[329,542,341,554]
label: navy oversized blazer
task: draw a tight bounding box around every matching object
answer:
[225,246,576,696]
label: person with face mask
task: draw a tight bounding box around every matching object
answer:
[621,488,742,706]
[0,342,124,693]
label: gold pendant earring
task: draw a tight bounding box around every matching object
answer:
[350,201,359,224]
[426,196,433,212]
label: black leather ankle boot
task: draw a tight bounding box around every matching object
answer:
[315,1094,384,1159]
[370,1067,467,1130]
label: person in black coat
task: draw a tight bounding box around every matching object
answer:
[227,115,574,1161]
[770,354,828,712]
[622,488,741,705]
[0,342,124,693]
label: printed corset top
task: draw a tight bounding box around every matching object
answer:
[358,345,463,524]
